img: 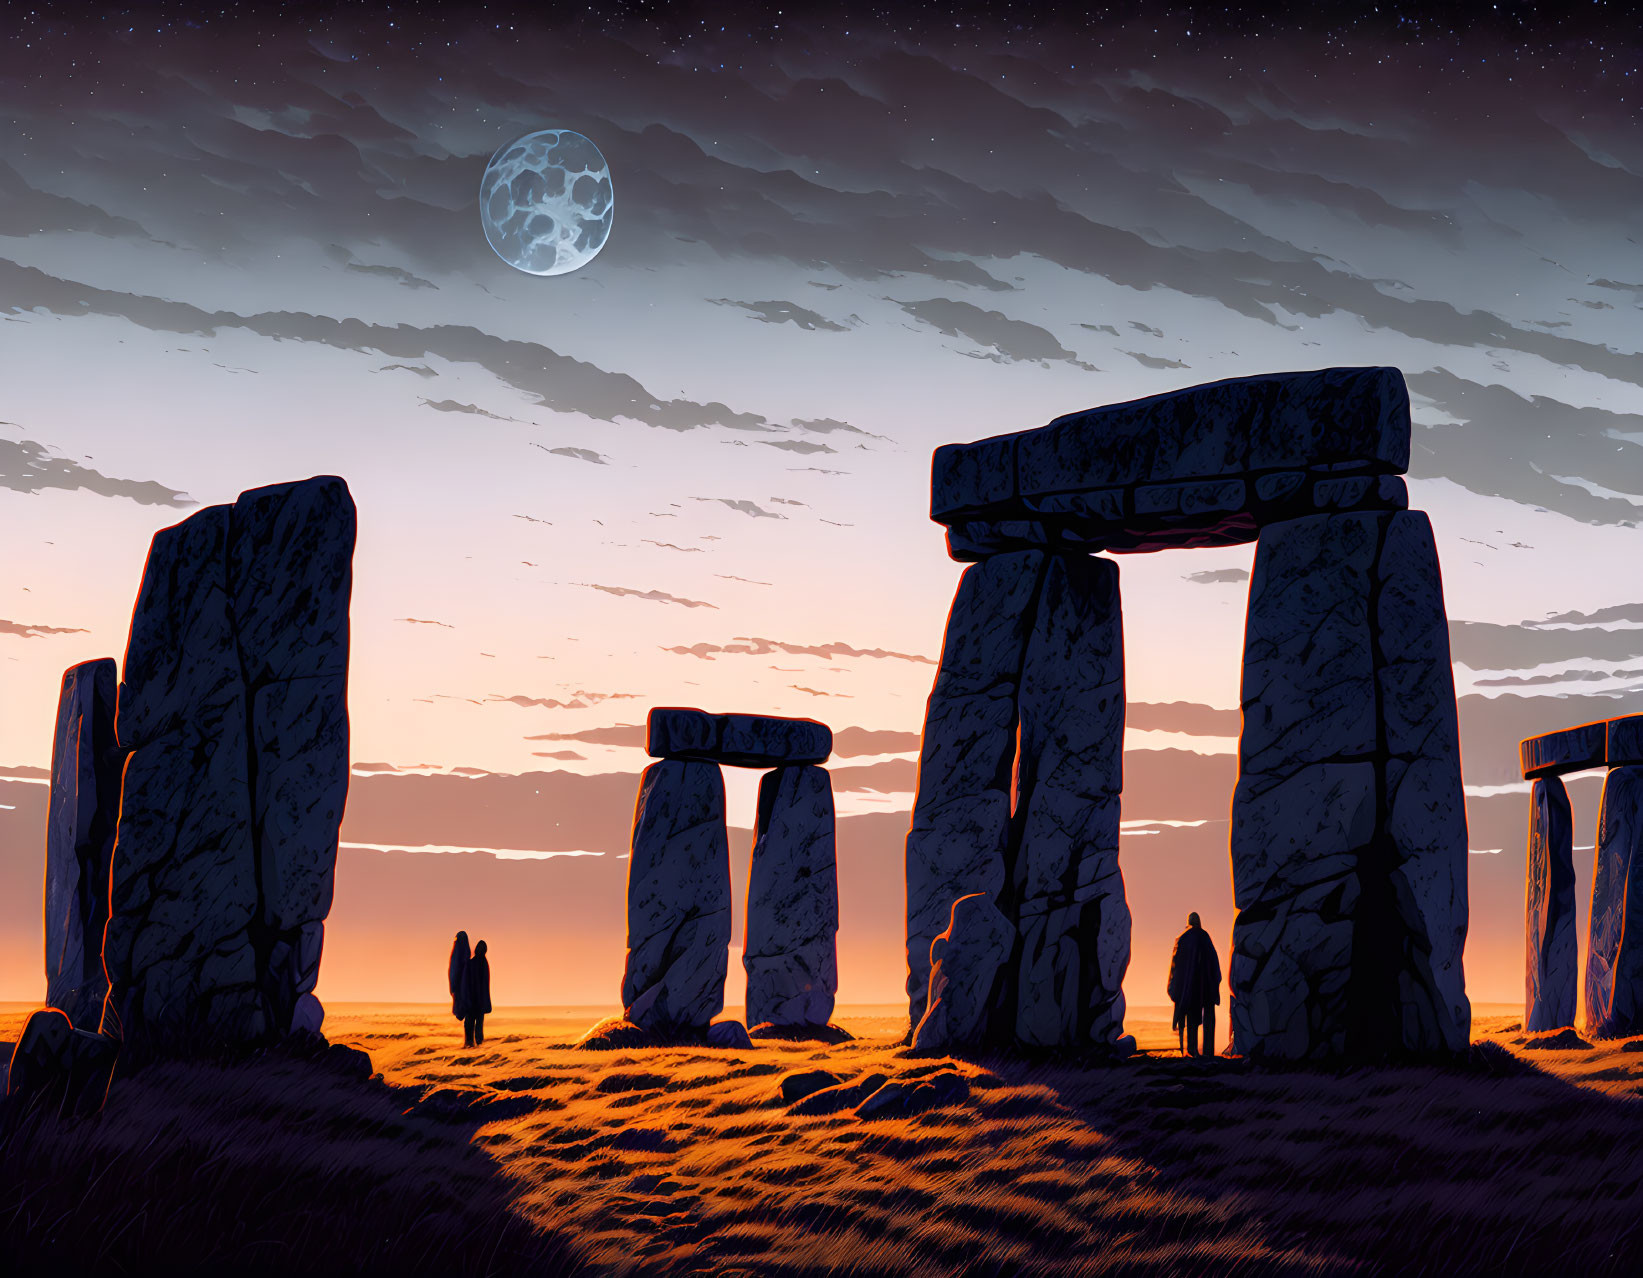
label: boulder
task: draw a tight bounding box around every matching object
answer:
[646,708,830,767]
[912,892,1014,1051]
[102,477,354,1056]
[1587,766,1643,1039]
[706,1019,754,1050]
[5,1007,118,1115]
[1011,553,1129,1048]
[44,658,123,1029]
[748,1021,853,1043]
[778,1069,842,1103]
[1526,776,1577,1032]
[743,764,838,1029]
[789,1071,889,1115]
[905,550,1046,1026]
[621,759,731,1036]
[932,367,1411,557]
[1229,511,1469,1060]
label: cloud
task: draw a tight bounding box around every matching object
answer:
[378,362,437,377]
[695,497,786,519]
[661,636,935,664]
[584,583,718,608]
[1528,604,1643,628]
[487,694,588,709]
[535,444,611,464]
[709,298,848,331]
[896,297,1096,370]
[524,724,648,747]
[715,574,772,586]
[0,618,90,638]
[421,398,518,421]
[642,539,704,552]
[1183,568,1250,585]
[759,439,835,455]
[1450,619,1643,671]
[1129,321,1165,337]
[792,684,850,697]
[513,514,553,525]
[1123,350,1190,370]
[0,435,195,507]
[346,262,437,290]
[790,417,877,437]
[832,727,922,757]
[1126,701,1243,736]
[531,749,585,760]
[394,617,454,628]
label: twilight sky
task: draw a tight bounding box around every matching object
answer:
[2,2,1640,1009]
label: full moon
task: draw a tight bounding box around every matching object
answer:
[479,129,614,276]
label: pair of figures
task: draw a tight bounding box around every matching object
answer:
[1168,911,1222,1058]
[447,931,493,1048]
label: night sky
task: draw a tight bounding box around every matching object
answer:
[1,1,1640,1008]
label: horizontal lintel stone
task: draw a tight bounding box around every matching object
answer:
[647,707,831,767]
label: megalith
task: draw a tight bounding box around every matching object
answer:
[621,759,732,1035]
[912,892,1013,1051]
[744,764,838,1029]
[1230,510,1469,1059]
[44,658,123,1029]
[102,476,354,1056]
[1525,775,1576,1032]
[904,549,1046,1026]
[1011,553,1128,1048]
[1587,765,1643,1039]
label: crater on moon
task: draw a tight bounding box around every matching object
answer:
[479,129,614,276]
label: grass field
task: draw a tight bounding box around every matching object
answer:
[4,1003,1642,1276]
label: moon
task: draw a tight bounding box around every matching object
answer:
[479,129,614,276]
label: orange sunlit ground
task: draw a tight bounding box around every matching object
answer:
[7,1002,1643,1276]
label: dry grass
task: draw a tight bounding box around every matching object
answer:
[4,1006,1642,1276]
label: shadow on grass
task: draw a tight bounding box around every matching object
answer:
[973,1042,1643,1278]
[0,1041,587,1277]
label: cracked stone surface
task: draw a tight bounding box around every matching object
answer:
[1526,776,1577,1032]
[912,892,1014,1051]
[1230,510,1469,1060]
[904,549,1047,1027]
[1011,553,1129,1048]
[622,759,731,1035]
[103,477,354,1055]
[45,658,123,1029]
[744,764,838,1028]
[1587,765,1643,1039]
[646,707,831,768]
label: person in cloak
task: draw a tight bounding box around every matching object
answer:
[448,930,471,1043]
[1167,912,1222,1058]
[463,939,492,1048]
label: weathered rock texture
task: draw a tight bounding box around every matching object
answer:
[1526,776,1577,1032]
[744,764,838,1029]
[102,477,354,1056]
[1587,765,1643,1039]
[621,759,731,1035]
[933,367,1410,558]
[648,707,831,768]
[904,550,1047,1025]
[912,893,1013,1051]
[1230,510,1470,1060]
[1010,553,1128,1047]
[1521,722,1608,779]
[5,1007,118,1115]
[44,658,123,1029]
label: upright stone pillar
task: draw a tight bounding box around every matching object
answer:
[622,759,731,1036]
[44,658,123,1029]
[904,549,1046,1028]
[1010,553,1128,1047]
[1525,775,1576,1031]
[1586,765,1643,1039]
[744,764,838,1029]
[1230,510,1469,1060]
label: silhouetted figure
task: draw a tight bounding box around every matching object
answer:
[1167,912,1221,1058]
[448,930,471,1037]
[464,939,492,1048]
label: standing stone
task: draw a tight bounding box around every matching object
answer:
[622,759,731,1036]
[905,549,1047,1027]
[103,477,354,1056]
[1587,765,1643,1039]
[44,658,123,1029]
[1230,510,1469,1060]
[744,764,838,1028]
[231,478,354,1034]
[1010,553,1128,1048]
[912,892,1013,1051]
[103,504,265,1053]
[1525,776,1577,1032]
